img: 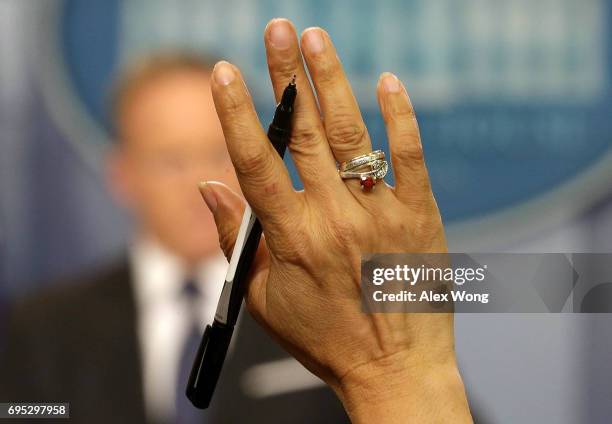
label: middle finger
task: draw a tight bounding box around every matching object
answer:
[264,19,340,194]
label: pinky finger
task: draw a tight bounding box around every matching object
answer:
[377,72,433,205]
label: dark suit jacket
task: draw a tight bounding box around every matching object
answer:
[0,261,348,423]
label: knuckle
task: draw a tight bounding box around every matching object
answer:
[402,176,434,203]
[393,139,425,165]
[290,124,323,153]
[411,212,444,249]
[325,214,360,249]
[233,146,288,203]
[390,102,416,121]
[270,58,298,82]
[326,115,368,153]
[272,224,315,265]
[234,145,272,178]
[315,59,340,84]
[414,176,433,194]
[223,89,247,115]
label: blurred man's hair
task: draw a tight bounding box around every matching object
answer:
[110,52,219,138]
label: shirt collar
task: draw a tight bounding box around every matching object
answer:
[130,236,227,320]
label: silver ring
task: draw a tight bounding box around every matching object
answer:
[339,150,386,172]
[338,151,388,189]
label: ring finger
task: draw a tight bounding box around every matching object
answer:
[300,28,374,170]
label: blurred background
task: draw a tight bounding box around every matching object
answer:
[0,0,611,422]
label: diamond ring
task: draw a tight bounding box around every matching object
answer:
[338,150,388,189]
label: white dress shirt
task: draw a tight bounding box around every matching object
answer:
[130,238,227,423]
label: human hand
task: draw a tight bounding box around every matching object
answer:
[199,18,471,423]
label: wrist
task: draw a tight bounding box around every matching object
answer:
[336,351,472,424]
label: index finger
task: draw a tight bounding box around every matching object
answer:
[210,61,301,232]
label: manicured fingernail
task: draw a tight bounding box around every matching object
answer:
[268,19,292,50]
[382,72,400,93]
[302,28,325,54]
[198,181,218,212]
[213,61,235,86]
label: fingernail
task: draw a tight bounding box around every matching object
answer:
[213,61,235,86]
[268,19,292,50]
[198,181,218,212]
[302,28,325,54]
[382,72,400,93]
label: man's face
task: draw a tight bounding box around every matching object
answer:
[111,70,240,264]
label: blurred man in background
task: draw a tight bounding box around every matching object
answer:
[0,54,347,423]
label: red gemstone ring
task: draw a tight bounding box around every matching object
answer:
[338,151,388,190]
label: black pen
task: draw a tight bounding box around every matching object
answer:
[186,76,297,409]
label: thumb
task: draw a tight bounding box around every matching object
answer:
[198,181,245,260]
[198,180,270,323]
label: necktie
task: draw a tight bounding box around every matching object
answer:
[175,280,207,424]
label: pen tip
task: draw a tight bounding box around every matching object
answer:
[291,74,296,85]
